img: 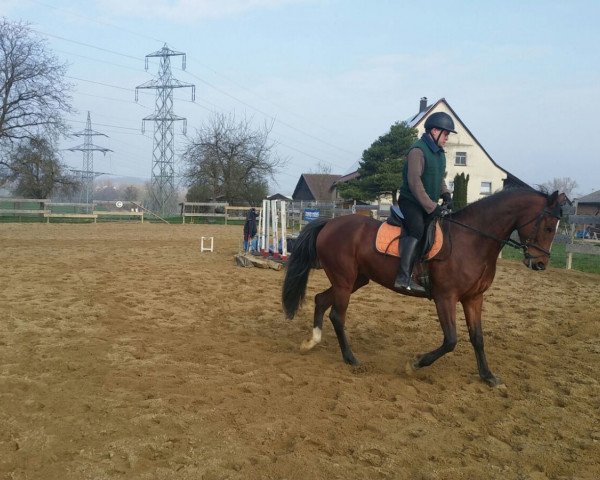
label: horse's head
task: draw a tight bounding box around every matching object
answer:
[516,190,566,271]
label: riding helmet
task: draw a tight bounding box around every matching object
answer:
[424,112,457,133]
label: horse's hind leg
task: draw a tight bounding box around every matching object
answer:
[300,287,334,352]
[329,299,358,365]
[301,276,368,360]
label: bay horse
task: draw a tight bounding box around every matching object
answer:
[282,188,566,386]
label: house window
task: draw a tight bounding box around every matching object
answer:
[480,181,492,195]
[455,151,467,166]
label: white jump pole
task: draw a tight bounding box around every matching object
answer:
[256,205,262,252]
[260,199,269,255]
[280,200,288,259]
[271,199,279,258]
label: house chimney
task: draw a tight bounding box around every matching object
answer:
[419,97,428,113]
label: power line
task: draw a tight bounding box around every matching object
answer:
[58,46,354,168]
[181,69,357,158]
[32,16,359,163]
[28,0,166,44]
[25,7,364,186]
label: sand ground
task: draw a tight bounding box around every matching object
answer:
[0,223,598,480]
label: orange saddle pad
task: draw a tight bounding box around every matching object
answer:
[375,222,443,261]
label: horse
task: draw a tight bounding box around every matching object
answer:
[281,188,566,387]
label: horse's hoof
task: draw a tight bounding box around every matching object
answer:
[343,355,360,366]
[412,354,424,369]
[405,356,421,375]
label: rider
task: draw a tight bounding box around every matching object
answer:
[394,111,455,294]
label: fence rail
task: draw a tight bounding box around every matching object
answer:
[565,213,600,270]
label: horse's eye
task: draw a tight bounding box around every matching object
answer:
[545,227,554,233]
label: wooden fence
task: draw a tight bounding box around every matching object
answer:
[565,214,600,269]
[0,198,144,223]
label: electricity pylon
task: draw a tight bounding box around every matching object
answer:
[136,44,195,215]
[67,111,112,204]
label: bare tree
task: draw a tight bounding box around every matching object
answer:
[122,184,140,201]
[2,135,79,198]
[0,18,73,144]
[181,112,284,204]
[310,161,332,174]
[539,177,579,198]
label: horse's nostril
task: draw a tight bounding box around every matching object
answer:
[535,262,546,271]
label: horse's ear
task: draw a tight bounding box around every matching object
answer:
[557,192,567,206]
[547,190,559,206]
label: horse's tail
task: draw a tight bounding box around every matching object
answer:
[282,218,329,320]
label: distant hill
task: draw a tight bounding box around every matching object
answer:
[101,176,148,186]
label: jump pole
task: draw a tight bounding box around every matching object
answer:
[260,199,270,256]
[271,199,280,258]
[258,199,288,260]
[280,200,288,260]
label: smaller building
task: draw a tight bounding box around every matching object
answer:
[573,190,600,239]
[267,193,292,201]
[291,174,343,202]
[575,190,600,216]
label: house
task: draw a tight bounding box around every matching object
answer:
[291,97,527,206]
[573,190,600,239]
[291,174,343,202]
[575,190,600,216]
[407,97,528,202]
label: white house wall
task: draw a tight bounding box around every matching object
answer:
[415,103,507,202]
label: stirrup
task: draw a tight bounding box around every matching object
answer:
[409,283,426,294]
[403,280,426,294]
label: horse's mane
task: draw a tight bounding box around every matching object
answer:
[451,187,547,219]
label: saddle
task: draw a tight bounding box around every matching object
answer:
[376,207,444,261]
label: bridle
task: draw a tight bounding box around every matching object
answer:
[442,203,562,262]
[516,204,562,264]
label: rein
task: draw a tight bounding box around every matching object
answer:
[442,205,561,258]
[443,216,528,252]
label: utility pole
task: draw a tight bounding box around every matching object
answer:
[136,44,195,216]
[67,111,112,204]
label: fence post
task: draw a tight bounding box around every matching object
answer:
[567,220,574,270]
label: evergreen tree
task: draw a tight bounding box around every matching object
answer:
[453,173,470,210]
[337,121,417,204]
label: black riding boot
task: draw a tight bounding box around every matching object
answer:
[394,236,426,294]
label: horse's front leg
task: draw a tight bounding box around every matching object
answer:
[411,296,458,370]
[462,294,501,387]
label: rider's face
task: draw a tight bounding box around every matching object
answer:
[431,128,450,147]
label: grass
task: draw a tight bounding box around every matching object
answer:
[500,242,600,274]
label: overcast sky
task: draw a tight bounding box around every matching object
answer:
[2,0,599,197]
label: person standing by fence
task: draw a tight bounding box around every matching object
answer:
[243,207,258,252]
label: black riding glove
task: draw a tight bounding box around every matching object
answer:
[441,192,453,211]
[431,205,451,218]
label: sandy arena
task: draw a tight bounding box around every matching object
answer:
[0,222,598,480]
